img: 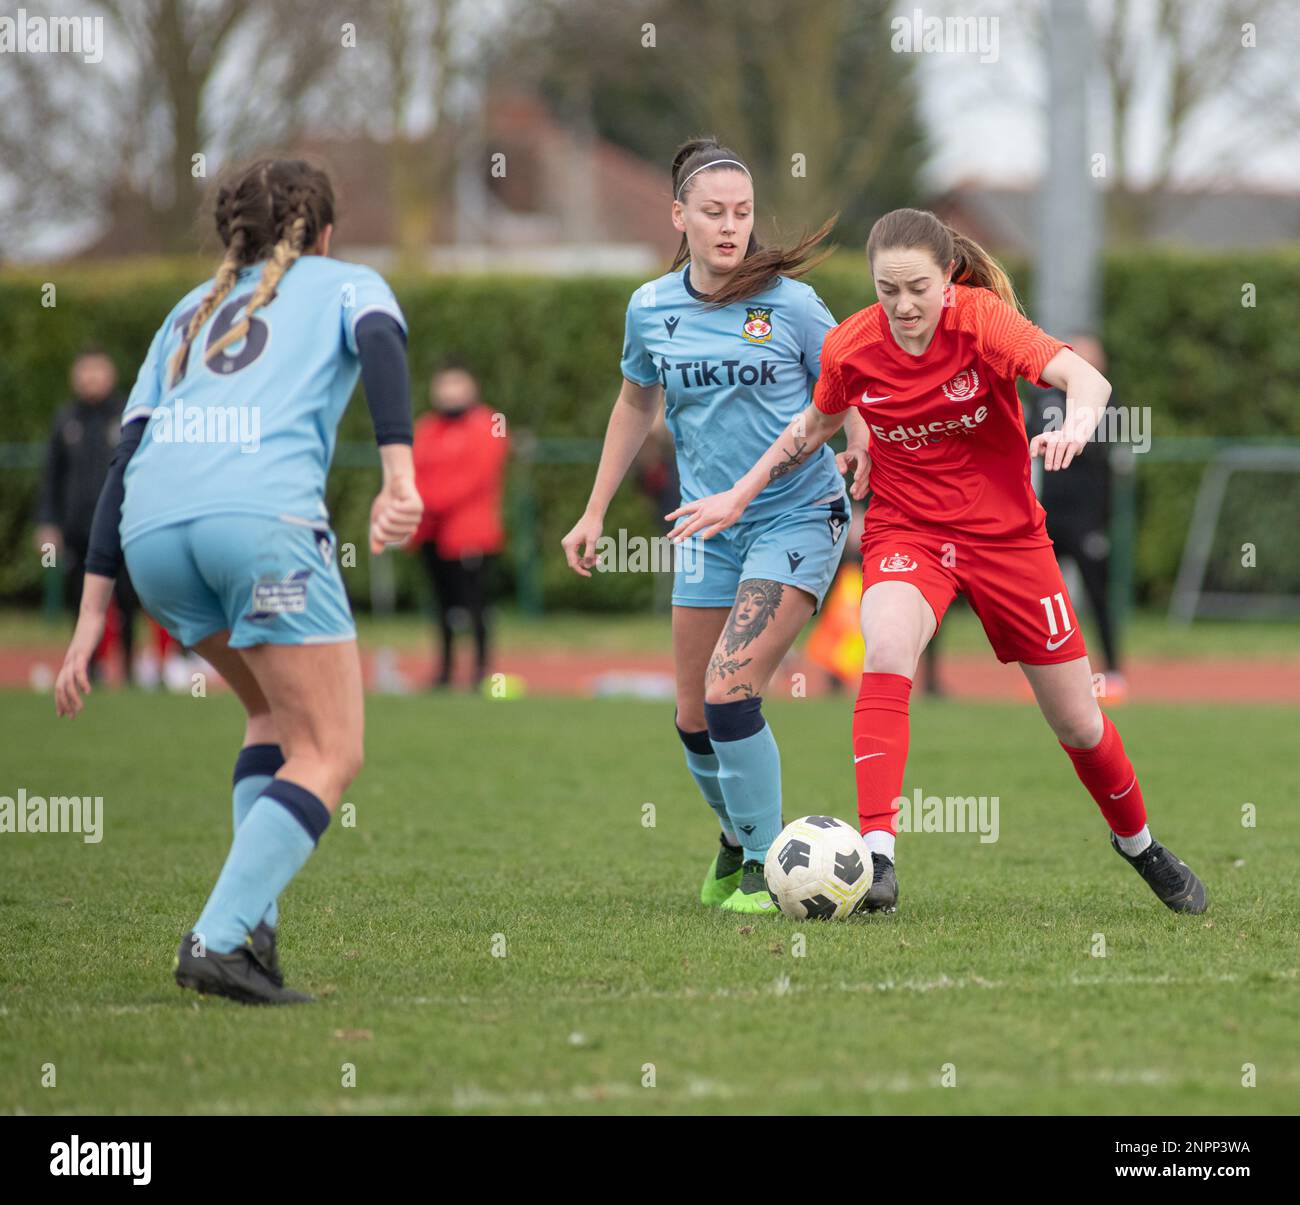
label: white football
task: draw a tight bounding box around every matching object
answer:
[764,816,871,920]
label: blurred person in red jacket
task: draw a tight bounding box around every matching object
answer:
[411,363,508,689]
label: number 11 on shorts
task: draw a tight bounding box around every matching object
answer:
[1039,591,1073,639]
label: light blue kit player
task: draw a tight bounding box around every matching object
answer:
[117,253,404,648]
[621,263,850,608]
[55,160,423,1005]
[562,139,872,914]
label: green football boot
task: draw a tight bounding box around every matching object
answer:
[701,833,746,906]
[719,859,779,914]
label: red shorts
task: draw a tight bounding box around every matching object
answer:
[861,528,1088,665]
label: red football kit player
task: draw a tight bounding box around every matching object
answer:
[667,208,1207,916]
[817,281,1085,666]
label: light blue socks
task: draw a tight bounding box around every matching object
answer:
[704,697,783,864]
[195,779,329,954]
[232,743,285,927]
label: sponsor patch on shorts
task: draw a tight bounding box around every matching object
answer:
[247,570,311,620]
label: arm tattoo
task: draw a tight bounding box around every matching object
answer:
[768,437,810,483]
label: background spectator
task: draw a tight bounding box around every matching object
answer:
[34,346,141,682]
[411,364,509,689]
[1027,334,1124,696]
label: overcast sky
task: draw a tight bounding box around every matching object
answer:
[909,0,1300,191]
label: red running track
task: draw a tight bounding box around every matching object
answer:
[9,644,1299,704]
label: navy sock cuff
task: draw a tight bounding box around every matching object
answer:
[233,743,285,786]
[703,696,766,742]
[675,724,714,756]
[261,779,331,844]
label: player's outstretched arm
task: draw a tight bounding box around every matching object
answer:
[666,402,846,542]
[55,573,113,718]
[838,404,872,501]
[356,313,423,553]
[1030,347,1112,471]
[54,414,149,717]
[369,443,423,553]
[562,377,663,577]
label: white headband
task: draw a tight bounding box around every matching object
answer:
[675,158,751,200]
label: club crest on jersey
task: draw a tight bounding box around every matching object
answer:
[742,307,773,344]
[941,368,980,402]
[879,552,918,573]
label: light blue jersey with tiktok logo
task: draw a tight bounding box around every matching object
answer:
[119,255,405,545]
[620,265,843,525]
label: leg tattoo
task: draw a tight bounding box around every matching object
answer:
[705,580,786,696]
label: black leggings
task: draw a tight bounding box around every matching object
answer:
[418,547,495,685]
[1047,518,1119,672]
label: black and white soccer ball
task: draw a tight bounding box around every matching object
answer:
[764,816,871,920]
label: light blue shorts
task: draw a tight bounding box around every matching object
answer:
[123,514,356,649]
[672,490,849,613]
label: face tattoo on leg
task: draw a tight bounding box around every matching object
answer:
[705,579,786,696]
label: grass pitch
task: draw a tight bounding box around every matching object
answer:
[1,687,1296,1115]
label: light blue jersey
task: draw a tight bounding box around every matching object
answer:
[621,265,842,525]
[119,255,405,544]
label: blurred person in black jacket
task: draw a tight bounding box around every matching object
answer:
[1026,334,1124,698]
[34,347,141,680]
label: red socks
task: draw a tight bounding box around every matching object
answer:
[853,673,912,837]
[1060,713,1148,837]
[853,675,1147,842]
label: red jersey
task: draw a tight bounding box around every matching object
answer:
[814,284,1065,543]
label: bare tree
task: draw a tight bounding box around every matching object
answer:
[498,0,926,245]
[0,0,358,258]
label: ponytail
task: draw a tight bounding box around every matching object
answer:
[949,230,1022,312]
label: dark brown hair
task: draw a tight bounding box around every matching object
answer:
[669,136,835,308]
[169,158,335,386]
[867,207,1022,312]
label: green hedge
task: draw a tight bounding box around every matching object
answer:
[2,248,1298,610]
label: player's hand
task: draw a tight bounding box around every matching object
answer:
[1030,430,1086,472]
[54,612,105,718]
[369,475,423,554]
[837,443,872,500]
[561,513,603,577]
[34,524,62,555]
[665,488,746,543]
